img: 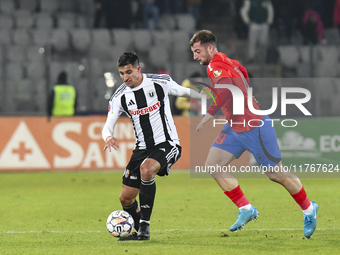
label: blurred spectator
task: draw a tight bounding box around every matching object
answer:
[334,0,340,33]
[240,0,274,63]
[161,0,179,14]
[234,0,248,39]
[302,9,324,44]
[175,72,201,116]
[275,0,302,44]
[93,0,132,29]
[323,0,337,28]
[47,71,78,121]
[305,0,324,18]
[93,0,105,28]
[187,0,201,20]
[142,0,161,29]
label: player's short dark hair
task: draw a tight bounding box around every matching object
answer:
[189,30,217,48]
[117,52,139,68]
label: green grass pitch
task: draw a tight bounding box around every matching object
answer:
[0,171,339,255]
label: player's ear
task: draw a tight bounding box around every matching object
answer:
[207,44,214,54]
[137,65,142,74]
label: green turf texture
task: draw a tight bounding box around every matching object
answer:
[0,171,338,255]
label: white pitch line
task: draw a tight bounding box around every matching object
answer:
[1,228,339,234]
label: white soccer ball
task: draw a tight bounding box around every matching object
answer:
[106,210,134,237]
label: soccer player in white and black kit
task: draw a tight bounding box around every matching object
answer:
[102,52,201,241]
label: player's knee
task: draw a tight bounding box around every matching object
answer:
[140,164,153,181]
[268,175,284,184]
[119,193,134,207]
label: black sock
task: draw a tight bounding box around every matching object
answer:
[122,200,140,231]
[139,178,156,222]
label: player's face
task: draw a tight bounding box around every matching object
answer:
[191,42,210,65]
[118,64,142,88]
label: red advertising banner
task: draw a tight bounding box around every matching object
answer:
[0,116,191,171]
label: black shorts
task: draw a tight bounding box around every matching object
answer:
[122,141,182,188]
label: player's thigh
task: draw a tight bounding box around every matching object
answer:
[209,130,245,165]
[206,147,236,166]
[148,142,181,177]
[140,157,161,178]
[244,116,281,168]
[122,149,147,189]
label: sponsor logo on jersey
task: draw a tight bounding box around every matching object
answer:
[129,101,160,116]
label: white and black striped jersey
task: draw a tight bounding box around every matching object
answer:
[102,73,200,150]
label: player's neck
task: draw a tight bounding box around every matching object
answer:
[209,51,218,63]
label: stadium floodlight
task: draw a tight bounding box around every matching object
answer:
[104,72,116,88]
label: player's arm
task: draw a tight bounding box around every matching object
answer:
[168,78,202,100]
[206,77,233,116]
[102,99,122,152]
[196,82,232,132]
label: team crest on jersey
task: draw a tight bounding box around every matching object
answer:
[213,70,222,77]
[148,90,155,98]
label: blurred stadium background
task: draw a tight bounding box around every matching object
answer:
[0,0,339,116]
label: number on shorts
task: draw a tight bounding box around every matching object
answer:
[215,133,227,145]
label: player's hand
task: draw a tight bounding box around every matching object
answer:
[196,122,204,132]
[200,88,211,95]
[103,136,119,152]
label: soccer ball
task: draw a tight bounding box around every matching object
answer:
[106,210,134,237]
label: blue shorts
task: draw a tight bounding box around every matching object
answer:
[211,115,281,168]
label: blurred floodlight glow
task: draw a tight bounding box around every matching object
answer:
[104,72,115,88]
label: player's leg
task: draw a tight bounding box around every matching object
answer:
[137,158,161,240]
[207,131,259,231]
[117,185,140,241]
[118,150,146,241]
[264,162,318,238]
[119,185,140,229]
[138,142,181,240]
[251,115,318,238]
[206,147,239,190]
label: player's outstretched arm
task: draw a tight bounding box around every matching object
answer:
[169,80,202,100]
[103,136,119,152]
